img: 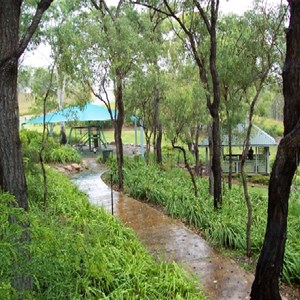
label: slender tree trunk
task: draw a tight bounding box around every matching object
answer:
[194,125,201,176]
[57,71,67,145]
[172,144,198,197]
[240,147,252,258]
[145,130,151,164]
[251,2,300,298]
[208,1,222,208]
[153,87,162,164]
[208,124,214,196]
[228,118,233,189]
[114,72,124,191]
[211,112,222,208]
[156,124,163,164]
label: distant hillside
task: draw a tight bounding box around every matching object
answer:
[254,116,284,138]
[18,92,35,116]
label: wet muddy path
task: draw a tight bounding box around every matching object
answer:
[72,158,257,299]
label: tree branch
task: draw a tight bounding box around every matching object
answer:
[17,0,54,58]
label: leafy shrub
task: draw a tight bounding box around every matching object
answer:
[20,129,81,165]
[45,144,81,164]
[254,117,283,137]
[249,174,269,185]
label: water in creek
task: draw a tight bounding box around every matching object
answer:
[72,162,255,300]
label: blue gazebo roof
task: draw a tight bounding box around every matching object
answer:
[26,103,114,124]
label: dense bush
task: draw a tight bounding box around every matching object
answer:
[254,117,283,137]
[248,174,269,186]
[20,129,81,165]
[0,167,204,299]
[107,157,300,285]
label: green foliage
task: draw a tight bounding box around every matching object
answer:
[20,129,81,166]
[0,167,204,299]
[254,116,284,137]
[248,174,270,186]
[45,144,81,164]
[0,193,31,299]
[112,157,300,285]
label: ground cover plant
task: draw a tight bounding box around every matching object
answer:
[20,129,81,165]
[106,156,300,285]
[0,164,205,299]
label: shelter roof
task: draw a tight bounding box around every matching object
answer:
[25,103,113,124]
[200,124,277,147]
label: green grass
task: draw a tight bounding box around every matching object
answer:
[0,166,206,299]
[18,93,35,116]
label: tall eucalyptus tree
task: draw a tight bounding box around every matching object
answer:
[0,0,53,293]
[74,0,146,190]
[251,1,300,298]
[135,0,223,208]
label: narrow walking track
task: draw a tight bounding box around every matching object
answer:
[72,158,255,300]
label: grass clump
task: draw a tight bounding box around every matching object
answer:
[20,129,81,165]
[0,166,204,299]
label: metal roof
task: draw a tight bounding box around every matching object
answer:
[200,124,277,147]
[25,103,114,124]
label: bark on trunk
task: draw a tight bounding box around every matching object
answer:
[228,120,233,189]
[251,1,300,298]
[156,124,163,164]
[211,113,222,209]
[208,124,214,196]
[0,2,28,210]
[240,148,252,258]
[194,125,201,176]
[114,72,124,191]
[153,87,162,164]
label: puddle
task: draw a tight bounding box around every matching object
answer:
[72,160,256,300]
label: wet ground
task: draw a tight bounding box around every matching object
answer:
[72,157,256,300]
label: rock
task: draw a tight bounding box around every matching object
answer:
[81,161,89,169]
[64,165,73,172]
[56,166,66,173]
[71,163,81,171]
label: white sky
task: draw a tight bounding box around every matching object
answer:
[22,0,284,68]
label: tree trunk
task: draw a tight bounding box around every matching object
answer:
[144,129,151,164]
[172,144,198,197]
[153,86,162,164]
[251,1,300,298]
[0,2,30,295]
[0,2,28,210]
[240,149,252,258]
[114,72,124,191]
[208,1,222,209]
[227,118,233,189]
[211,113,222,209]
[194,125,201,176]
[208,124,214,196]
[57,73,67,145]
[156,124,163,164]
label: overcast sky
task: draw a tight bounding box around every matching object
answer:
[22,0,285,67]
